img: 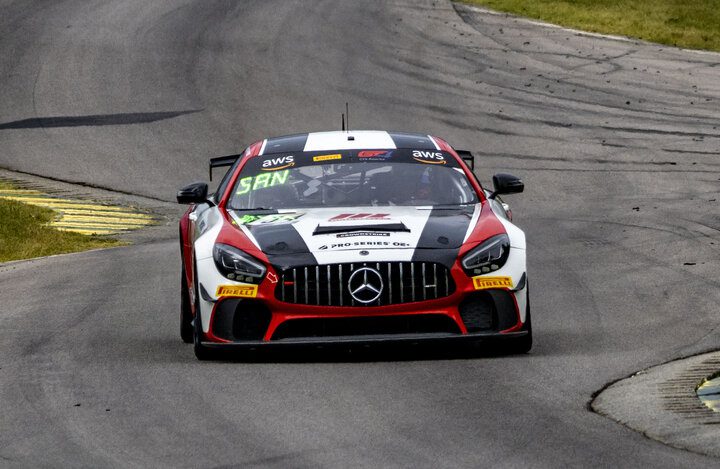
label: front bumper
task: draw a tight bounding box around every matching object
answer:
[195,251,528,345]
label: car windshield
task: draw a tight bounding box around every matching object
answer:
[227,149,479,210]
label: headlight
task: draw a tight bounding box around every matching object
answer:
[461,234,510,275]
[213,243,266,283]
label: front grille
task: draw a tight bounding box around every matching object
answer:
[272,314,461,340]
[276,262,455,306]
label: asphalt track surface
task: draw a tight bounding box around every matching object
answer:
[1,1,720,467]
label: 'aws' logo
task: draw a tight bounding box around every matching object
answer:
[262,155,295,170]
[412,150,446,164]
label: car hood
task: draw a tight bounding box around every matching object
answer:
[227,205,478,268]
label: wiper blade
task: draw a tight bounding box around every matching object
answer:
[313,223,410,236]
[229,207,272,212]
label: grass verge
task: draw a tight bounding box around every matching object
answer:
[0,182,122,263]
[462,0,720,52]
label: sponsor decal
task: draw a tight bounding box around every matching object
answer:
[336,231,390,238]
[313,153,342,162]
[261,155,295,171]
[236,213,303,225]
[216,284,258,298]
[266,272,278,284]
[358,150,390,158]
[472,276,513,290]
[329,213,390,222]
[235,170,290,196]
[412,150,446,164]
[319,241,410,250]
[236,214,260,224]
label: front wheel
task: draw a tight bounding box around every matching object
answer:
[192,263,216,361]
[180,265,193,343]
[506,309,532,354]
[505,285,532,354]
[193,297,217,360]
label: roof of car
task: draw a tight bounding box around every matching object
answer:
[260,131,444,154]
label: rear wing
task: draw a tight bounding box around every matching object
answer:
[209,154,241,181]
[455,150,474,170]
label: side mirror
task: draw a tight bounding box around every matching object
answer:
[177,182,209,204]
[490,173,523,199]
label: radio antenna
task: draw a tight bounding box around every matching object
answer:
[345,102,350,131]
[341,113,345,131]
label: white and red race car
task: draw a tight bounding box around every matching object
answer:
[178,131,529,359]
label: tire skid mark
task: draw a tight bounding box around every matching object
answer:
[469,150,717,167]
[498,165,719,174]
[451,2,720,135]
[531,216,720,293]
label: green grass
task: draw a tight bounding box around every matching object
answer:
[0,182,121,263]
[463,0,720,52]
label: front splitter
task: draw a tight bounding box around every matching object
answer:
[201,330,527,349]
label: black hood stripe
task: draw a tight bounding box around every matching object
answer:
[245,223,316,270]
[411,206,475,266]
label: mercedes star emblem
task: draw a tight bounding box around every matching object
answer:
[348,267,384,303]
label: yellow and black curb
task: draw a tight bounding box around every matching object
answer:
[0,182,156,236]
[698,373,720,413]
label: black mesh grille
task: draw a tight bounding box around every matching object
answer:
[459,291,518,332]
[275,262,455,306]
[211,299,272,341]
[272,314,461,340]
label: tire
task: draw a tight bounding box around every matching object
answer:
[193,307,215,361]
[506,309,532,354]
[505,283,532,354]
[192,262,216,361]
[180,265,193,344]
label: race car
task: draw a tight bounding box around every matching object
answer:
[177,130,529,359]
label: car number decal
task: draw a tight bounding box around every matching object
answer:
[235,170,290,195]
